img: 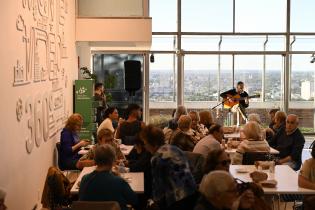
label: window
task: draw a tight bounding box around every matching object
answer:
[150,0,177,32]
[151,35,177,51]
[182,0,233,32]
[291,0,315,32]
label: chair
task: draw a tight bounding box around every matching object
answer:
[184,151,205,184]
[242,152,272,165]
[71,201,121,210]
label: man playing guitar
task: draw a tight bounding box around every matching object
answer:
[220,81,249,122]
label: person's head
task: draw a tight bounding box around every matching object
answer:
[199,171,237,209]
[208,124,224,143]
[174,105,187,121]
[248,113,261,124]
[286,114,299,134]
[97,128,114,145]
[126,104,141,119]
[104,107,119,121]
[94,144,116,167]
[189,111,200,130]
[243,121,262,141]
[65,113,83,132]
[204,149,231,173]
[274,111,287,127]
[199,110,214,126]
[236,81,245,93]
[177,115,192,132]
[140,125,165,154]
[95,83,104,95]
[269,109,279,123]
[0,188,7,210]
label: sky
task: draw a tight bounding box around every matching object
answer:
[149,0,315,71]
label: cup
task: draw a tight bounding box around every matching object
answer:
[115,138,122,145]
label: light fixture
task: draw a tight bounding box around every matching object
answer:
[310,54,315,63]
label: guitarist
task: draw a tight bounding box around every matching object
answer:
[220,81,249,119]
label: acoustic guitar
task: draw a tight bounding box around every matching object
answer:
[223,93,260,109]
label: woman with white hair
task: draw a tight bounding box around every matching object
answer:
[232,121,270,164]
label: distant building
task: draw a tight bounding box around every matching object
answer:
[301,80,311,100]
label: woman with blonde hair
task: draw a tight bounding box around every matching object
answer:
[233,121,270,164]
[59,113,90,170]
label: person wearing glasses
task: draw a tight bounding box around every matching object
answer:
[270,114,305,171]
[59,113,90,170]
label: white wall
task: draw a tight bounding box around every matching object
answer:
[0,0,77,209]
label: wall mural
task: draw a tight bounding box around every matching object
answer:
[15,0,70,154]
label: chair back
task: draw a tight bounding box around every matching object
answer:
[72,201,121,210]
[184,151,205,184]
[242,152,271,165]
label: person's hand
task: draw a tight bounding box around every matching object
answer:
[118,118,125,125]
[80,140,90,147]
[227,96,234,103]
[245,97,249,104]
[239,189,255,209]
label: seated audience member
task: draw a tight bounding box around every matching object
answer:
[189,111,205,141]
[140,125,197,210]
[76,128,125,169]
[97,107,119,134]
[170,130,195,152]
[193,124,224,157]
[59,113,90,170]
[79,144,137,210]
[268,109,279,129]
[195,171,255,210]
[199,110,214,135]
[233,121,270,164]
[178,115,199,143]
[115,104,144,145]
[298,142,315,190]
[270,114,305,171]
[0,188,7,210]
[164,106,187,142]
[265,109,279,142]
[266,111,287,142]
[127,138,152,197]
[203,149,231,174]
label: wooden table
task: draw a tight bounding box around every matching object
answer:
[230,165,315,195]
[78,144,134,156]
[70,166,144,194]
[226,147,280,155]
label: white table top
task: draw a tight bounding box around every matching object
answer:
[225,147,279,155]
[70,166,144,194]
[78,144,134,156]
[230,165,315,195]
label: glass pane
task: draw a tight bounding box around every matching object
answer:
[235,0,286,32]
[182,36,220,51]
[182,0,233,32]
[265,56,283,102]
[220,36,267,51]
[150,0,177,32]
[184,55,219,102]
[151,35,177,51]
[291,36,315,51]
[234,55,262,102]
[288,109,314,133]
[290,54,315,101]
[149,54,177,102]
[220,55,233,94]
[92,54,143,111]
[291,0,315,32]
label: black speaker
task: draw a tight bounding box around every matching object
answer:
[124,60,141,93]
